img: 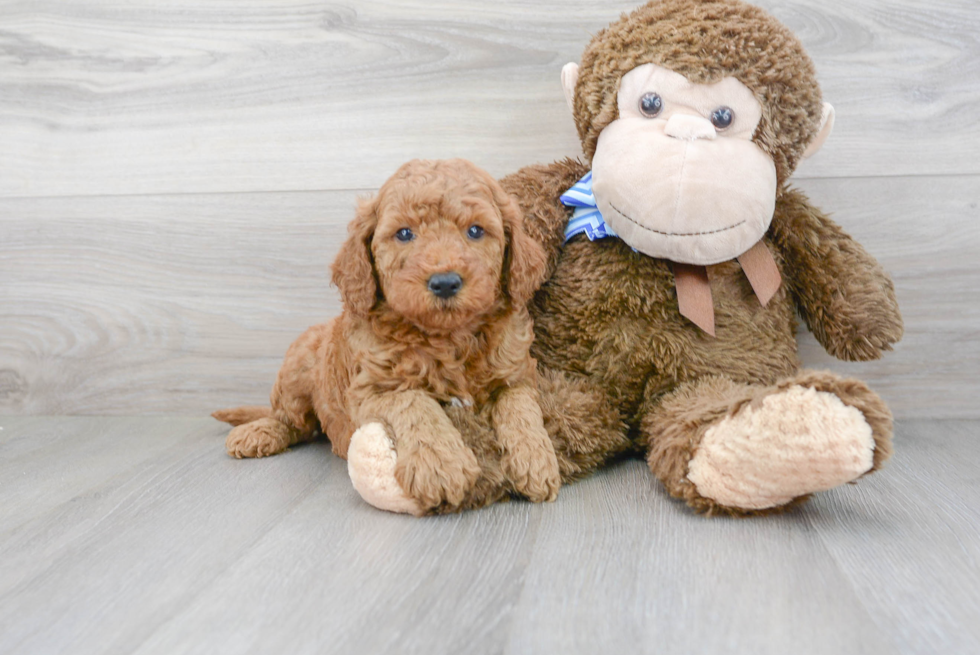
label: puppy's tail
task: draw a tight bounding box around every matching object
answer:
[212,405,272,426]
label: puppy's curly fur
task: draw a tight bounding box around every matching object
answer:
[214,159,561,510]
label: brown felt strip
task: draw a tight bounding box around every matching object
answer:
[737,240,782,306]
[673,263,715,337]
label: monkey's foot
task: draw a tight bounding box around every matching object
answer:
[347,423,424,516]
[686,385,875,510]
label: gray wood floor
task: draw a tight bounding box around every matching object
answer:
[0,417,977,655]
[2,1,980,654]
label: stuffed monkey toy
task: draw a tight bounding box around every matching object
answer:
[347,0,904,516]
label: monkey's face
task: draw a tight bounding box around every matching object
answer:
[588,64,777,265]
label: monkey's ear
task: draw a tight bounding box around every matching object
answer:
[802,102,835,160]
[561,62,580,113]
[331,196,379,317]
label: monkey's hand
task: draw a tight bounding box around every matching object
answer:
[771,188,903,361]
[499,158,590,277]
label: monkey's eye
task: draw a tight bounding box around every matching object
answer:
[710,107,734,129]
[395,228,415,242]
[467,225,485,240]
[639,92,663,117]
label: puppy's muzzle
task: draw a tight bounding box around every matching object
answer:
[428,272,463,299]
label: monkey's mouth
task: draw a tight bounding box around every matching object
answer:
[608,202,746,237]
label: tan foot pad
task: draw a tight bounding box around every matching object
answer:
[687,385,875,510]
[347,423,423,516]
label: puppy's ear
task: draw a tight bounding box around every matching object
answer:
[493,182,548,307]
[331,196,379,317]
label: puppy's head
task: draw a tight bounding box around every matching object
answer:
[331,159,547,331]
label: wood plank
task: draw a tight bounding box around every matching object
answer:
[0,416,205,533]
[8,418,977,653]
[805,419,980,654]
[0,191,351,415]
[1,0,977,198]
[132,472,542,655]
[2,175,975,418]
[505,461,897,655]
[0,416,337,655]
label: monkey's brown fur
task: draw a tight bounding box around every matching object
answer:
[388,0,902,516]
[215,159,576,510]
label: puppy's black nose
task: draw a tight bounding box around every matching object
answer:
[428,272,463,299]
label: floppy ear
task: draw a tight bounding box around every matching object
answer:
[331,196,379,317]
[492,182,548,307]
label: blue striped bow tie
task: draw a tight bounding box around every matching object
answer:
[560,171,619,242]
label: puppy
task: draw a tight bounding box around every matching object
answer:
[213,159,560,512]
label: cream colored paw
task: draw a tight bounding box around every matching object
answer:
[347,423,423,516]
[687,385,875,510]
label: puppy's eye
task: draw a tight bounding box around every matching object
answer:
[394,228,415,242]
[639,92,663,118]
[710,106,734,129]
[467,225,485,240]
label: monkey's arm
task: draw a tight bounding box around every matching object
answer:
[770,187,903,362]
[499,158,590,277]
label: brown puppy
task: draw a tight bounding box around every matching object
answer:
[213,159,559,511]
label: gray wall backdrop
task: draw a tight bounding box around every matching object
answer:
[1,0,977,417]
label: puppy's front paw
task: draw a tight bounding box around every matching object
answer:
[502,437,561,503]
[225,418,291,458]
[395,437,481,510]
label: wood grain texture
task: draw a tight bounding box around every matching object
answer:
[504,460,896,655]
[1,0,978,198]
[807,420,980,655]
[0,191,351,415]
[2,175,976,417]
[0,417,334,655]
[0,416,976,654]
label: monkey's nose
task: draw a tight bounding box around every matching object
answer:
[428,272,463,299]
[664,114,717,141]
